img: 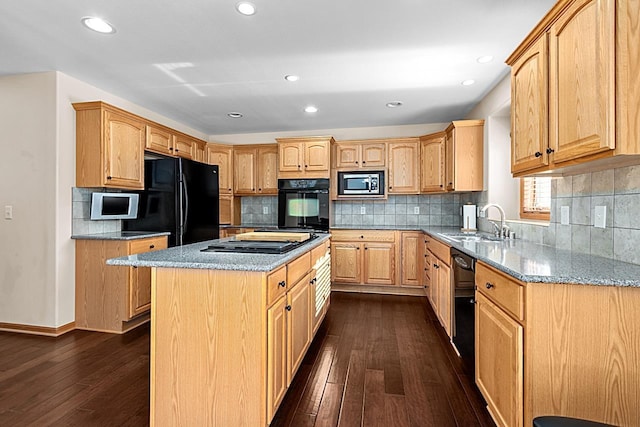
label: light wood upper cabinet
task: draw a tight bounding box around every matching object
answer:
[145,124,175,157]
[511,35,549,174]
[387,139,420,194]
[420,132,446,193]
[257,145,278,194]
[507,0,640,177]
[74,102,145,190]
[277,136,332,178]
[207,144,233,194]
[549,0,615,164]
[443,121,484,192]
[193,140,206,163]
[234,144,278,195]
[174,133,195,160]
[334,141,386,169]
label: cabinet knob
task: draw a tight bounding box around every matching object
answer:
[364,247,368,250]
[258,188,262,191]
[389,186,393,189]
[228,188,232,191]
[133,266,138,269]
[433,264,439,269]
[546,148,555,154]
[278,280,286,288]
[106,176,112,180]
[439,184,443,187]
[534,151,542,158]
[362,161,366,164]
[149,244,155,249]
[175,149,179,152]
[305,165,308,168]
[355,161,359,164]
[485,282,494,289]
[360,235,364,239]
[252,188,255,191]
[169,147,174,151]
[298,165,301,169]
[285,305,292,311]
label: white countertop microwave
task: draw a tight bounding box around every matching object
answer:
[90,192,139,220]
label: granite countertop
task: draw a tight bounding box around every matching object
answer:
[107,234,331,272]
[422,227,640,287]
[72,231,171,241]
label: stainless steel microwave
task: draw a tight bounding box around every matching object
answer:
[337,171,385,196]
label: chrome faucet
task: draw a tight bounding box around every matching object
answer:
[480,203,509,239]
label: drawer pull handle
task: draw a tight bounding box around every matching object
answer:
[285,305,292,311]
[485,282,494,289]
[278,281,286,288]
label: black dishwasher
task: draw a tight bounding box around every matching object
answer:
[451,248,476,375]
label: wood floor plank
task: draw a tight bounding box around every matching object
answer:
[384,394,411,427]
[336,350,366,427]
[362,369,385,427]
[314,382,343,427]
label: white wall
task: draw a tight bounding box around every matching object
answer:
[464,75,520,220]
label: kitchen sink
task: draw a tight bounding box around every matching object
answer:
[437,232,503,243]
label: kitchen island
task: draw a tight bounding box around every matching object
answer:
[108,234,331,427]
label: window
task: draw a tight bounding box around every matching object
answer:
[520,177,551,220]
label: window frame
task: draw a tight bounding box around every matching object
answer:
[520,177,551,221]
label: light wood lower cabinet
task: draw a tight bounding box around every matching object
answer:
[330,230,395,286]
[286,273,312,384]
[75,235,167,333]
[267,294,288,422]
[398,231,423,287]
[475,261,640,427]
[424,237,452,337]
[362,243,395,285]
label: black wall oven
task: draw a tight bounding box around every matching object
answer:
[278,179,329,231]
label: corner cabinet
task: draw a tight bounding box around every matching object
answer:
[507,0,640,176]
[276,136,332,179]
[74,102,145,190]
[420,132,446,193]
[444,120,484,192]
[75,235,168,333]
[387,138,420,194]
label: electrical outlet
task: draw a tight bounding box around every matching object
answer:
[4,205,12,220]
[594,205,606,228]
[414,206,420,214]
[560,206,570,225]
[263,206,269,215]
[360,206,366,214]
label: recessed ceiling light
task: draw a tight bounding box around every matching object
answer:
[284,75,299,82]
[461,79,476,86]
[227,112,243,118]
[304,106,318,113]
[477,55,494,64]
[386,101,403,108]
[81,17,115,34]
[236,2,256,16]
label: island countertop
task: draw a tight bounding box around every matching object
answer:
[107,233,331,272]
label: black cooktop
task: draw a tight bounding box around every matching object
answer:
[202,234,319,254]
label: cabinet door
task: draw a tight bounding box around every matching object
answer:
[475,292,523,427]
[128,237,168,319]
[287,277,311,385]
[424,249,432,296]
[279,142,303,173]
[267,295,287,423]
[361,143,386,168]
[103,110,145,189]
[331,243,361,283]
[445,129,455,191]
[511,36,549,173]
[420,134,446,192]
[207,145,233,194]
[400,232,422,287]
[304,140,330,172]
[363,243,395,285]
[257,146,278,194]
[437,261,452,337]
[234,148,256,194]
[427,250,439,311]
[219,195,232,225]
[549,0,615,164]
[174,134,195,160]
[335,144,359,168]
[388,141,420,194]
[146,124,174,156]
[193,140,206,163]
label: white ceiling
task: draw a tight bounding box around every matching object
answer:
[0,0,555,136]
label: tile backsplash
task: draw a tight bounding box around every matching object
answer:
[240,196,278,225]
[478,164,640,265]
[332,194,477,228]
[72,187,121,235]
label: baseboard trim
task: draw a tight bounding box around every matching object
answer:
[332,283,427,296]
[0,321,76,337]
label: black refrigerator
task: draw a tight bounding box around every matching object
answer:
[123,158,219,247]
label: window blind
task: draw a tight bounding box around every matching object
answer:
[521,177,551,215]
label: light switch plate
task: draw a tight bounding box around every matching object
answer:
[594,205,606,228]
[361,206,366,214]
[263,206,269,215]
[4,205,12,220]
[414,206,420,214]
[560,206,570,225]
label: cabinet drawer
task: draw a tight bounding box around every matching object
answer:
[476,262,525,322]
[310,241,329,266]
[427,237,450,265]
[267,265,287,306]
[128,236,167,255]
[330,229,395,242]
[287,252,311,287]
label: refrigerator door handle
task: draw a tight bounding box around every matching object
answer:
[182,173,189,239]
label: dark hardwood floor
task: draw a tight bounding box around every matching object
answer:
[0,292,494,426]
